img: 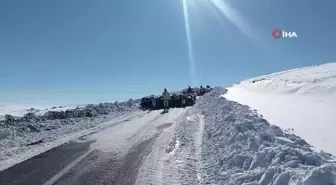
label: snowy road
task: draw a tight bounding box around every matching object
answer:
[0,108,189,185]
[2,86,336,185]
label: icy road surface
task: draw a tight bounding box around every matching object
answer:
[0,108,192,185]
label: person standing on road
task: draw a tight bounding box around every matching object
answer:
[162,88,170,111]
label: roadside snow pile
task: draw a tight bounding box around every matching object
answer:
[191,87,336,185]
[224,63,336,155]
[0,99,140,172]
[1,100,139,125]
[36,104,87,115]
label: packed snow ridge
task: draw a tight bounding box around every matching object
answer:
[182,87,336,185]
[225,63,336,156]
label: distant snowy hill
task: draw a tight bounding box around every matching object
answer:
[0,104,48,118]
[225,63,336,155]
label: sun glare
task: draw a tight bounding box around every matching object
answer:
[209,0,253,40]
[181,0,256,86]
[182,0,197,86]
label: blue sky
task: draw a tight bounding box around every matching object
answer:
[1,0,335,105]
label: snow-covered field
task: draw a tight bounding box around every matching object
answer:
[182,87,336,185]
[224,63,336,156]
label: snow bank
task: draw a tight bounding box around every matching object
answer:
[36,104,87,116]
[1,100,139,125]
[224,63,336,155]
[189,87,336,185]
[0,99,140,172]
